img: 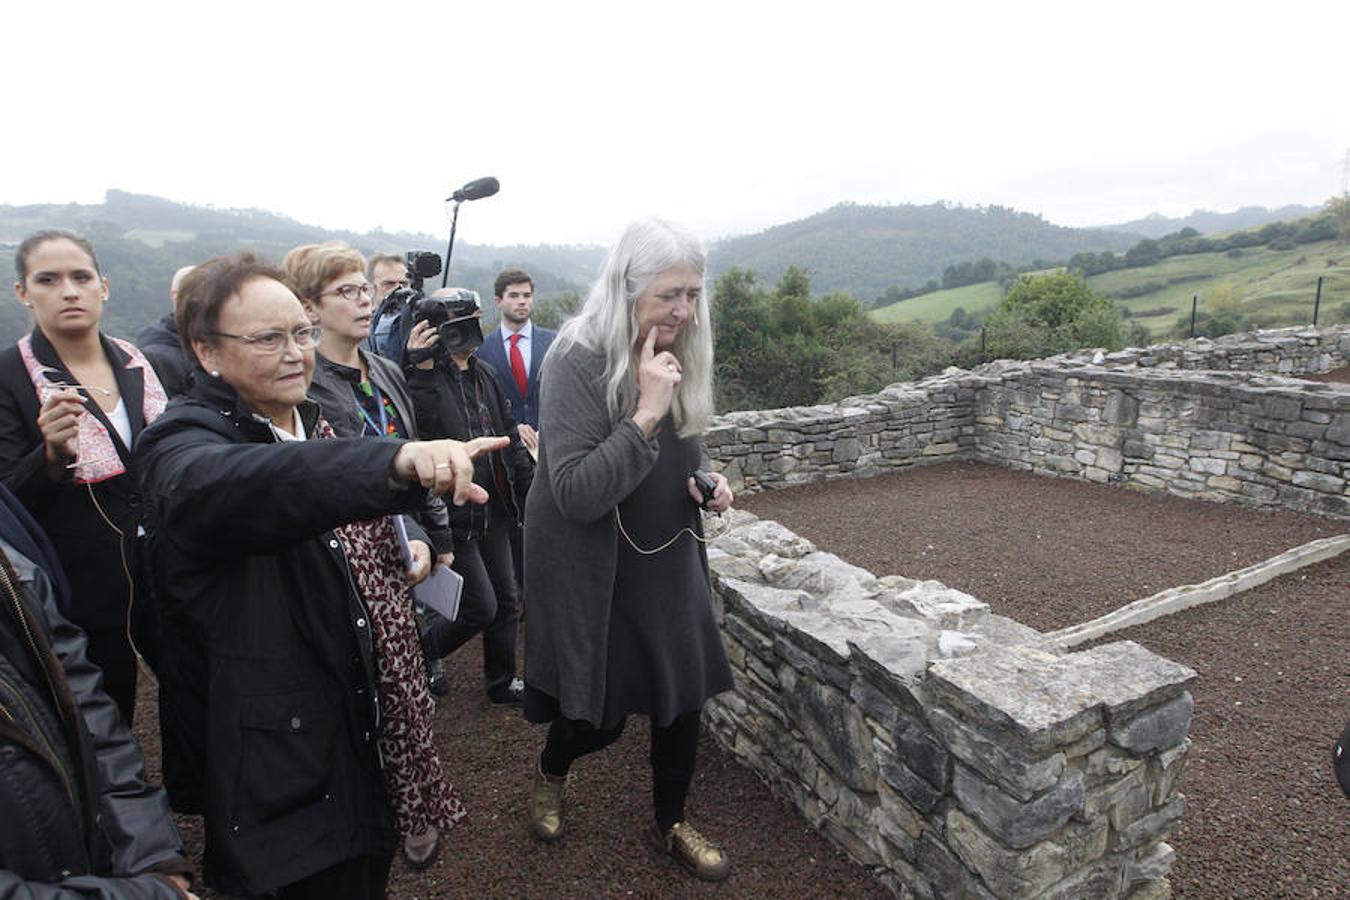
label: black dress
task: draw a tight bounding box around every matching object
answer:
[601,422,733,727]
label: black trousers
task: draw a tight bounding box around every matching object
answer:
[541,709,702,831]
[274,853,393,900]
[423,523,519,697]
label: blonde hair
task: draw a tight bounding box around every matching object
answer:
[554,218,714,437]
[281,242,367,303]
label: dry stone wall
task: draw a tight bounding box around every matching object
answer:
[704,512,1195,899]
[706,326,1350,519]
[698,326,1347,897]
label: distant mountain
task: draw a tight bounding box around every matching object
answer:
[0,190,604,346]
[1098,205,1319,239]
[706,202,1142,299]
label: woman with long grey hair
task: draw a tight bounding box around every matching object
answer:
[522,218,735,881]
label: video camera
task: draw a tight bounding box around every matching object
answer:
[412,286,484,357]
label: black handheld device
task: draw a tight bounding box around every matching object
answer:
[692,471,717,510]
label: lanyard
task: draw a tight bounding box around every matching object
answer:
[358,381,390,437]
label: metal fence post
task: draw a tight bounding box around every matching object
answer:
[1190,294,1198,338]
[1313,275,1323,325]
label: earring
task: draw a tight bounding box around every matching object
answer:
[210,370,220,378]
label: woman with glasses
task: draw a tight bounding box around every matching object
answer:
[282,241,461,869]
[405,287,534,708]
[522,219,735,881]
[136,251,503,899]
[0,229,168,726]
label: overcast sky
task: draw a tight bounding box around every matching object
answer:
[6,1,1347,248]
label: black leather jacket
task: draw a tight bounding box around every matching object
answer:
[137,374,426,896]
[407,355,534,541]
[0,533,190,898]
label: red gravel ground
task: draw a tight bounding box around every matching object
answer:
[1087,554,1349,899]
[739,460,1345,633]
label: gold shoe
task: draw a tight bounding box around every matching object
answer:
[529,762,567,842]
[648,821,730,882]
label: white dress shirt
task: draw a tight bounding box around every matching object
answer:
[499,320,534,381]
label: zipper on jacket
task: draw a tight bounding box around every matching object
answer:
[0,561,81,815]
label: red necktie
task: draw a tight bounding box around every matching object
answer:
[509,333,528,399]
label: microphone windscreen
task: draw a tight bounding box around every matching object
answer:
[452,177,500,202]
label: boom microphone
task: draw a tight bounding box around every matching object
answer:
[448,177,500,203]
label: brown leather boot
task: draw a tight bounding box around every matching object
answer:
[529,761,567,842]
[648,821,730,881]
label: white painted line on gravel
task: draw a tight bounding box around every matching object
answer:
[1048,534,1350,648]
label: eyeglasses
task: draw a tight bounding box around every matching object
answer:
[324,283,376,302]
[212,325,322,354]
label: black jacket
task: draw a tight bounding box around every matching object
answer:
[136,374,425,896]
[407,355,534,540]
[0,331,154,636]
[134,316,191,399]
[307,350,452,553]
[0,485,190,898]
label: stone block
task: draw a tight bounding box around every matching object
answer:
[1262,396,1301,420]
[1114,796,1185,850]
[851,679,900,731]
[953,764,1085,849]
[1128,841,1176,885]
[915,831,999,900]
[774,635,850,691]
[778,666,878,793]
[1096,447,1124,472]
[1040,860,1128,900]
[832,436,862,463]
[1081,763,1149,825]
[927,706,1066,801]
[946,809,1108,900]
[1291,471,1344,494]
[1150,739,1190,805]
[890,580,989,629]
[1104,391,1139,426]
[1187,457,1227,475]
[727,519,816,558]
[892,715,952,790]
[1285,421,1327,441]
[1327,413,1350,445]
[873,781,927,862]
[1073,423,1122,447]
[876,738,946,812]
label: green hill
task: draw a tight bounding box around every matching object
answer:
[1098,205,1318,239]
[0,190,603,346]
[707,202,1141,298]
[871,231,1350,336]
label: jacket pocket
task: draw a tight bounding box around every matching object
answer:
[234,689,335,827]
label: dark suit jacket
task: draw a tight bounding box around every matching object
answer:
[477,323,556,429]
[135,314,192,398]
[0,331,155,633]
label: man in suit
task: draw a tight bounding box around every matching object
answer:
[476,269,554,595]
[136,264,196,397]
[477,268,555,448]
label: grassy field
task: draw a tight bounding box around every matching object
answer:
[123,228,197,248]
[869,239,1350,335]
[870,281,1004,324]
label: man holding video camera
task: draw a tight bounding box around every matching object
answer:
[405,287,534,706]
[366,252,416,364]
